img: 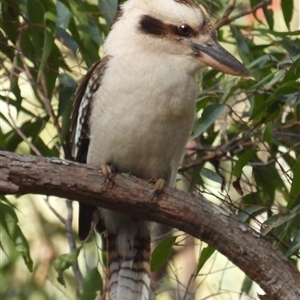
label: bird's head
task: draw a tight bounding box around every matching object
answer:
[106,0,250,77]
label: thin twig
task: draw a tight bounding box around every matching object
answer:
[180,133,254,172]
[45,196,84,291]
[5,36,41,156]
[15,28,62,142]
[66,200,84,292]
[44,197,66,223]
[215,0,271,29]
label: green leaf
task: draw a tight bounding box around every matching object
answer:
[288,158,300,208]
[42,44,62,98]
[32,136,59,157]
[58,74,77,117]
[279,36,300,56]
[191,104,224,139]
[58,74,77,141]
[230,26,251,64]
[0,202,33,271]
[253,165,284,205]
[295,91,300,106]
[5,118,47,152]
[250,0,262,22]
[1,1,20,43]
[54,247,82,286]
[0,96,38,119]
[56,0,71,29]
[285,230,300,257]
[262,5,274,30]
[98,0,118,27]
[247,54,277,70]
[274,81,300,96]
[263,69,285,89]
[151,236,177,272]
[56,27,79,54]
[233,149,256,178]
[250,72,276,91]
[295,90,300,120]
[261,205,299,236]
[60,0,100,66]
[281,56,300,84]
[38,8,56,79]
[250,93,279,121]
[281,0,293,30]
[19,27,35,64]
[9,71,23,113]
[230,26,250,54]
[241,276,253,294]
[88,17,104,45]
[59,0,88,28]
[196,245,215,274]
[27,0,45,58]
[237,205,265,222]
[263,122,272,144]
[80,267,103,300]
[200,168,222,184]
[245,28,300,37]
[0,196,17,208]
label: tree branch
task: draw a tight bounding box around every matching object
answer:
[0,151,299,300]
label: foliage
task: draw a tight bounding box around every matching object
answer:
[0,0,299,299]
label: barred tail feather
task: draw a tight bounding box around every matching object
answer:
[106,233,151,300]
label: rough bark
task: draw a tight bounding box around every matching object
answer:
[0,150,299,299]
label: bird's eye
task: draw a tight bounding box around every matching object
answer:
[177,24,192,37]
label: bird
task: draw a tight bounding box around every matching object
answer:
[68,0,250,299]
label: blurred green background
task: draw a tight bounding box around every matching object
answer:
[1,0,299,299]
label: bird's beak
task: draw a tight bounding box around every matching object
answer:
[190,38,251,77]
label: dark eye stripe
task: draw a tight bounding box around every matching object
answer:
[139,15,175,36]
[139,15,197,38]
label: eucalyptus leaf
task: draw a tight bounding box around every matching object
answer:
[80,267,103,300]
[54,247,82,286]
[281,0,293,30]
[0,202,33,272]
[191,104,224,139]
[98,0,118,27]
[233,149,256,178]
[196,245,215,274]
[151,236,177,272]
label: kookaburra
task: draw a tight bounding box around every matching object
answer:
[69,0,250,299]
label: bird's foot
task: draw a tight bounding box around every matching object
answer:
[101,164,115,186]
[149,178,166,199]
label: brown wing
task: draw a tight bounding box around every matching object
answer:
[69,56,111,163]
[68,56,111,241]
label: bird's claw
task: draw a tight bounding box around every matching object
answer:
[101,164,115,186]
[149,178,166,199]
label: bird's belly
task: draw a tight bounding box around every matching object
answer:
[88,99,195,181]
